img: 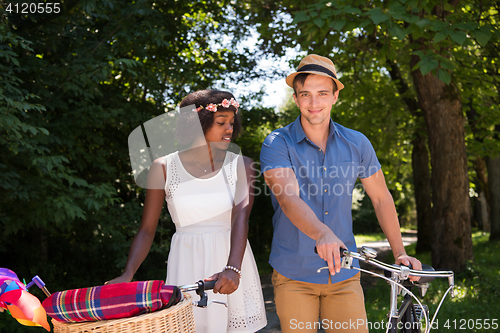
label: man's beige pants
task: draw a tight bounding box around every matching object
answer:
[273,270,369,333]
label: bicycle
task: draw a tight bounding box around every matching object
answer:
[317,246,455,333]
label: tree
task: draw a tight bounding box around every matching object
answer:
[0,0,260,290]
[454,10,500,240]
[248,0,499,271]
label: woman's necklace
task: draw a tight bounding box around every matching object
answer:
[189,149,219,173]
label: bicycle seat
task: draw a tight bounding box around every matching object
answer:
[383,264,435,283]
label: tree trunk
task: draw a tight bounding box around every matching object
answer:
[471,157,490,231]
[386,61,433,253]
[471,186,490,231]
[412,131,433,253]
[487,156,500,241]
[410,55,473,272]
[478,190,490,232]
[466,102,491,231]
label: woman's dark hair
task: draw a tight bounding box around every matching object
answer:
[176,89,242,145]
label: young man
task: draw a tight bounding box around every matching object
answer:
[260,54,422,333]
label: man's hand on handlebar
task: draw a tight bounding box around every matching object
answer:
[315,231,347,276]
[395,253,422,282]
[205,270,240,295]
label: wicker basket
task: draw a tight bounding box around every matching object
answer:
[51,293,195,333]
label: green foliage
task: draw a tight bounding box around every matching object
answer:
[0,18,110,258]
[246,0,500,235]
[0,0,260,293]
[334,65,416,217]
[256,0,498,84]
[459,20,500,159]
[233,92,282,273]
[352,193,380,234]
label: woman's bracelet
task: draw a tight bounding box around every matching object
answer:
[224,265,242,278]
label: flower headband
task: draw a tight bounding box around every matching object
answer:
[192,98,240,113]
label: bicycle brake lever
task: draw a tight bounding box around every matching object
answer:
[193,298,229,308]
[316,266,328,273]
[211,299,228,307]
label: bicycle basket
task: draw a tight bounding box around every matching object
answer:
[51,293,195,333]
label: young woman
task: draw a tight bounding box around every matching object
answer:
[107,90,267,332]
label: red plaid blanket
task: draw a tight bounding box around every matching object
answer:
[42,280,181,323]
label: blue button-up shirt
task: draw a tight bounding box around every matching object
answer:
[260,116,381,284]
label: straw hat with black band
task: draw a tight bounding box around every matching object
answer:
[286,54,344,91]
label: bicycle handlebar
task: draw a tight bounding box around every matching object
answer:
[344,247,454,297]
[203,279,216,290]
[317,246,455,333]
[383,263,437,283]
[179,279,216,293]
[316,246,455,297]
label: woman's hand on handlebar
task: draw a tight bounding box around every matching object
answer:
[205,270,240,295]
[395,253,422,282]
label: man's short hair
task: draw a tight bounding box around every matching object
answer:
[292,73,338,95]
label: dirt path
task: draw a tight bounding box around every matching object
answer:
[258,231,418,332]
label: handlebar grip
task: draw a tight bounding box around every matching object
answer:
[203,280,217,290]
[314,246,347,257]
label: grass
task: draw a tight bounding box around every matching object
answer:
[363,230,500,333]
[355,232,387,245]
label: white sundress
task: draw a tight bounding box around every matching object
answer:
[164,151,267,332]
